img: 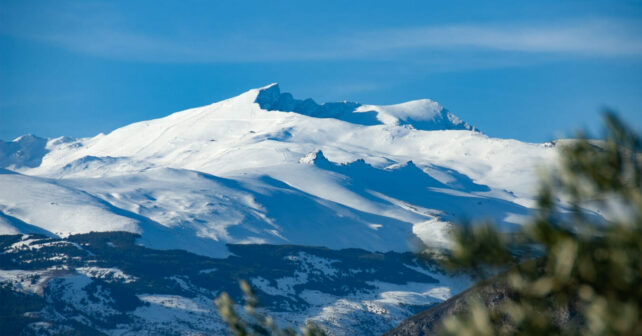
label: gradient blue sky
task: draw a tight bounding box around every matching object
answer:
[1,0,641,142]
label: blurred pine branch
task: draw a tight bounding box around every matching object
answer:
[215,280,327,336]
[440,111,642,336]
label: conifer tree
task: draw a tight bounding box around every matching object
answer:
[440,112,642,335]
[215,280,327,336]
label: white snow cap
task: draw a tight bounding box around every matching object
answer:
[255,84,474,131]
[356,99,472,131]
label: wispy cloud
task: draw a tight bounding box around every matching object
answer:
[2,1,641,64]
[354,20,642,57]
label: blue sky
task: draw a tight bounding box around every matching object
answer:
[1,0,641,142]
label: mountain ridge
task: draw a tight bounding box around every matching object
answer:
[0,84,555,258]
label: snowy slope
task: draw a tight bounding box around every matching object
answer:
[0,169,139,235]
[0,134,49,168]
[0,84,557,257]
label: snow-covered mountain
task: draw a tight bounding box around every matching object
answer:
[0,84,558,335]
[0,83,555,257]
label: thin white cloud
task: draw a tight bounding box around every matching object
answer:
[2,1,640,63]
[354,19,642,57]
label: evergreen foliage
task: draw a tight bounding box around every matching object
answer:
[440,112,642,335]
[215,280,327,336]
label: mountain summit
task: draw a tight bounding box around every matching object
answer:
[256,83,473,130]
